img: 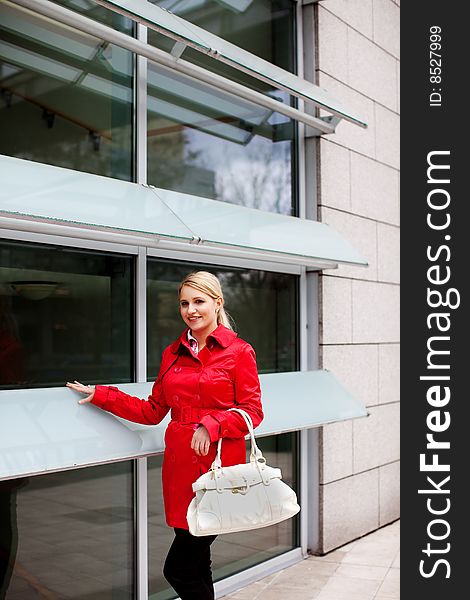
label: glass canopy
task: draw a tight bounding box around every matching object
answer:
[96,0,367,127]
[0,155,367,267]
[0,155,194,241]
[0,370,368,480]
[154,186,368,267]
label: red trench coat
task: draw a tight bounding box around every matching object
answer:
[91,324,263,529]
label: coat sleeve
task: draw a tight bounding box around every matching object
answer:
[199,344,263,442]
[90,350,171,425]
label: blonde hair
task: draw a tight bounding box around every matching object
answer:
[178,271,234,330]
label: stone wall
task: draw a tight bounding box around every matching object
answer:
[313,0,400,552]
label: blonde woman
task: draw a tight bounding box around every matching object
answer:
[67,271,263,600]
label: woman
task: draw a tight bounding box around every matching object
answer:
[66,271,263,600]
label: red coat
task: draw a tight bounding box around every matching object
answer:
[91,324,263,529]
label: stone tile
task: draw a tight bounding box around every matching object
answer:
[341,545,397,568]
[338,539,358,552]
[225,590,255,600]
[314,594,356,600]
[374,520,400,539]
[320,419,354,483]
[321,0,374,39]
[322,344,379,408]
[348,28,398,111]
[392,550,400,568]
[373,0,400,58]
[336,563,389,580]
[272,569,330,590]
[353,404,400,472]
[350,152,400,226]
[319,139,351,212]
[352,280,399,343]
[341,529,399,568]
[316,573,381,599]
[378,343,400,405]
[318,8,349,82]
[379,462,400,525]
[312,549,349,563]
[377,223,400,283]
[296,559,340,577]
[320,207,377,281]
[321,470,379,552]
[320,275,352,344]
[375,104,400,169]
[227,523,401,599]
[376,566,400,597]
[318,73,376,159]
[257,586,321,600]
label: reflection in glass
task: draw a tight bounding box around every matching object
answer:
[147,63,294,213]
[0,240,133,389]
[147,258,298,378]
[148,433,298,599]
[0,2,133,179]
[147,0,297,214]
[51,0,134,33]
[148,0,296,80]
[0,462,134,600]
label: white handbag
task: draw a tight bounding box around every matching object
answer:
[187,408,300,536]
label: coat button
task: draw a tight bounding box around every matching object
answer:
[172,394,179,402]
[223,429,229,436]
[191,456,198,464]
[174,367,181,373]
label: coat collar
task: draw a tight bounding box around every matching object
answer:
[169,323,237,354]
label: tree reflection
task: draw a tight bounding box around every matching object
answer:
[215,139,292,214]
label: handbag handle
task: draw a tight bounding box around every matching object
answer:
[212,408,264,471]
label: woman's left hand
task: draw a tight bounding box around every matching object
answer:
[191,425,211,456]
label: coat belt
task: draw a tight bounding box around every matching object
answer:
[171,406,215,425]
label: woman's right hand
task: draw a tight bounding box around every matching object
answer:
[66,380,95,404]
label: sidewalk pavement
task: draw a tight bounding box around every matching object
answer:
[225,520,400,600]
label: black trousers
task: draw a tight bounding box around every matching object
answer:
[163,528,217,600]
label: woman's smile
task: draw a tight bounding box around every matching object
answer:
[179,285,221,339]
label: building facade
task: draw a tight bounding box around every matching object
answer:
[0,0,399,598]
[316,0,400,553]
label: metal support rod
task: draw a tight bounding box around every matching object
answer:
[8,0,336,134]
[136,246,147,384]
[135,23,148,186]
[136,458,148,600]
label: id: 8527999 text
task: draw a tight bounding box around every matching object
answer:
[429,25,442,108]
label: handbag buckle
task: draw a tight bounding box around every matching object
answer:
[231,486,249,495]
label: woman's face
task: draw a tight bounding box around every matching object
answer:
[179,285,222,336]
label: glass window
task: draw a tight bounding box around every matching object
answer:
[147,258,298,378]
[148,0,297,82]
[0,461,135,599]
[147,64,295,213]
[0,2,134,180]
[147,258,299,597]
[146,0,297,214]
[51,0,135,33]
[0,240,134,389]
